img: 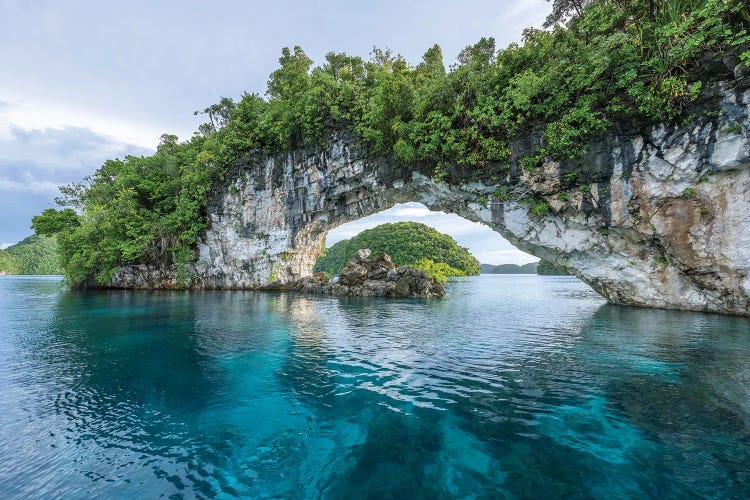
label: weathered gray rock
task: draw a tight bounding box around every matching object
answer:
[339,266,367,286]
[108,74,750,315]
[109,265,179,289]
[296,249,445,298]
[735,62,749,80]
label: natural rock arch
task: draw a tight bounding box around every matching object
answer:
[112,78,750,316]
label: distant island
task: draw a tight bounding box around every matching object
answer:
[314,222,480,281]
[481,260,569,275]
[0,235,61,275]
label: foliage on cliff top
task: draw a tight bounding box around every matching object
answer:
[36,0,749,286]
[0,235,62,275]
[313,222,480,277]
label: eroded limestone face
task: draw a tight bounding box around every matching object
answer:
[110,77,750,316]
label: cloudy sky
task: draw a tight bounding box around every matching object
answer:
[0,0,548,263]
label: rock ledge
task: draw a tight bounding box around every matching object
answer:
[296,249,445,298]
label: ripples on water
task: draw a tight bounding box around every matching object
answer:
[1,275,749,498]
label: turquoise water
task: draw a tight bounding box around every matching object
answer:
[1,275,749,498]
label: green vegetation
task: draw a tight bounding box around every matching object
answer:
[314,222,480,276]
[411,258,467,284]
[537,260,571,275]
[0,235,62,275]
[720,123,743,135]
[479,263,497,273]
[680,186,696,199]
[484,262,539,274]
[34,0,749,286]
[531,201,550,217]
[481,260,571,275]
[31,208,80,234]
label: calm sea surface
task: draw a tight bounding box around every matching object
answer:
[1,275,749,498]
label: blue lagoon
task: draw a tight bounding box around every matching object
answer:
[1,275,749,498]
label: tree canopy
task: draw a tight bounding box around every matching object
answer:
[0,235,62,275]
[34,0,749,286]
[31,208,80,236]
[314,222,481,277]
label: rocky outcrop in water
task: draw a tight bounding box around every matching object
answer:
[108,61,750,316]
[296,249,445,298]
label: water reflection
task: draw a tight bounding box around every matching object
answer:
[1,276,749,498]
[277,295,338,409]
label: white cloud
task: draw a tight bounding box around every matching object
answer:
[0,243,12,250]
[0,97,166,150]
[475,249,539,266]
[0,125,150,197]
[0,116,153,171]
[389,206,436,218]
[0,173,61,195]
[428,218,490,237]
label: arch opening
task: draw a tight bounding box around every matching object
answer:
[284,196,562,286]
[321,201,538,271]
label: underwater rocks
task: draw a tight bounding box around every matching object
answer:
[296,249,445,298]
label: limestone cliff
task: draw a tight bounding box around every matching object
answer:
[110,69,750,316]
